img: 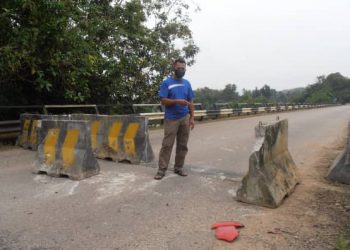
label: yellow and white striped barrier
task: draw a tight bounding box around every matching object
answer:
[18,114,42,150]
[19,114,155,164]
[36,120,100,180]
[69,114,154,164]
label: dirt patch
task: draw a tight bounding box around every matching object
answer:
[214,140,350,249]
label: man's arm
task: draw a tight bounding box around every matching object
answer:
[188,100,195,130]
[160,98,189,106]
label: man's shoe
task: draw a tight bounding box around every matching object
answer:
[174,169,188,177]
[154,171,165,180]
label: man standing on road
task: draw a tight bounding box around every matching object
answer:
[154,58,195,180]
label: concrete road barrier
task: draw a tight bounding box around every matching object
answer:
[36,120,100,180]
[326,122,350,184]
[18,114,73,150]
[18,114,42,150]
[69,114,154,164]
[18,114,155,164]
[236,119,300,208]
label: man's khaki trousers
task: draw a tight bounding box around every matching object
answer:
[158,114,190,172]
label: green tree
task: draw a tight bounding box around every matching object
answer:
[0,0,199,105]
[276,87,305,104]
[239,88,253,103]
[299,73,350,104]
[244,85,278,104]
[325,73,350,104]
[260,84,277,101]
[194,87,220,108]
[221,83,239,102]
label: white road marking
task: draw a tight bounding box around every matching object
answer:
[68,181,79,195]
[221,147,235,152]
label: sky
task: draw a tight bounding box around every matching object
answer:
[185,0,350,92]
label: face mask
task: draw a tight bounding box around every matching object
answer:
[174,69,185,79]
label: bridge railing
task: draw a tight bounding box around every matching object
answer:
[43,104,99,115]
[137,103,205,121]
[0,120,21,140]
[0,103,338,141]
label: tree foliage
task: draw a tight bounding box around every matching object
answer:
[195,73,350,107]
[299,73,350,104]
[0,0,199,105]
[194,83,239,108]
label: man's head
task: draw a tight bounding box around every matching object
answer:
[173,58,186,79]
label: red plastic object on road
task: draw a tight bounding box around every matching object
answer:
[211,221,244,229]
[215,226,239,242]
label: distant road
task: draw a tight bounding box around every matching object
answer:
[149,105,350,176]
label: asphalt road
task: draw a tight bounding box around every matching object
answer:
[0,105,349,249]
[151,105,350,176]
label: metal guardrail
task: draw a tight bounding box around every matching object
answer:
[138,104,332,121]
[0,103,336,140]
[0,120,20,140]
[43,105,99,115]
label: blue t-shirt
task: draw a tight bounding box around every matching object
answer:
[159,77,194,120]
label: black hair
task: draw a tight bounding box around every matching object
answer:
[174,58,186,65]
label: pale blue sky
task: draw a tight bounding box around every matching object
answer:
[186,0,350,92]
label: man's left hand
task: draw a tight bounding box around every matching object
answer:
[190,117,195,130]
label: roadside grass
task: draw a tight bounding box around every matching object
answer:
[335,235,350,250]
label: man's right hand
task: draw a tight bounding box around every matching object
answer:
[175,99,190,106]
[161,98,189,106]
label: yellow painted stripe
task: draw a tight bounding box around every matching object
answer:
[62,129,80,168]
[20,119,31,145]
[108,122,123,152]
[30,120,38,146]
[44,128,60,165]
[91,120,101,150]
[124,123,140,157]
